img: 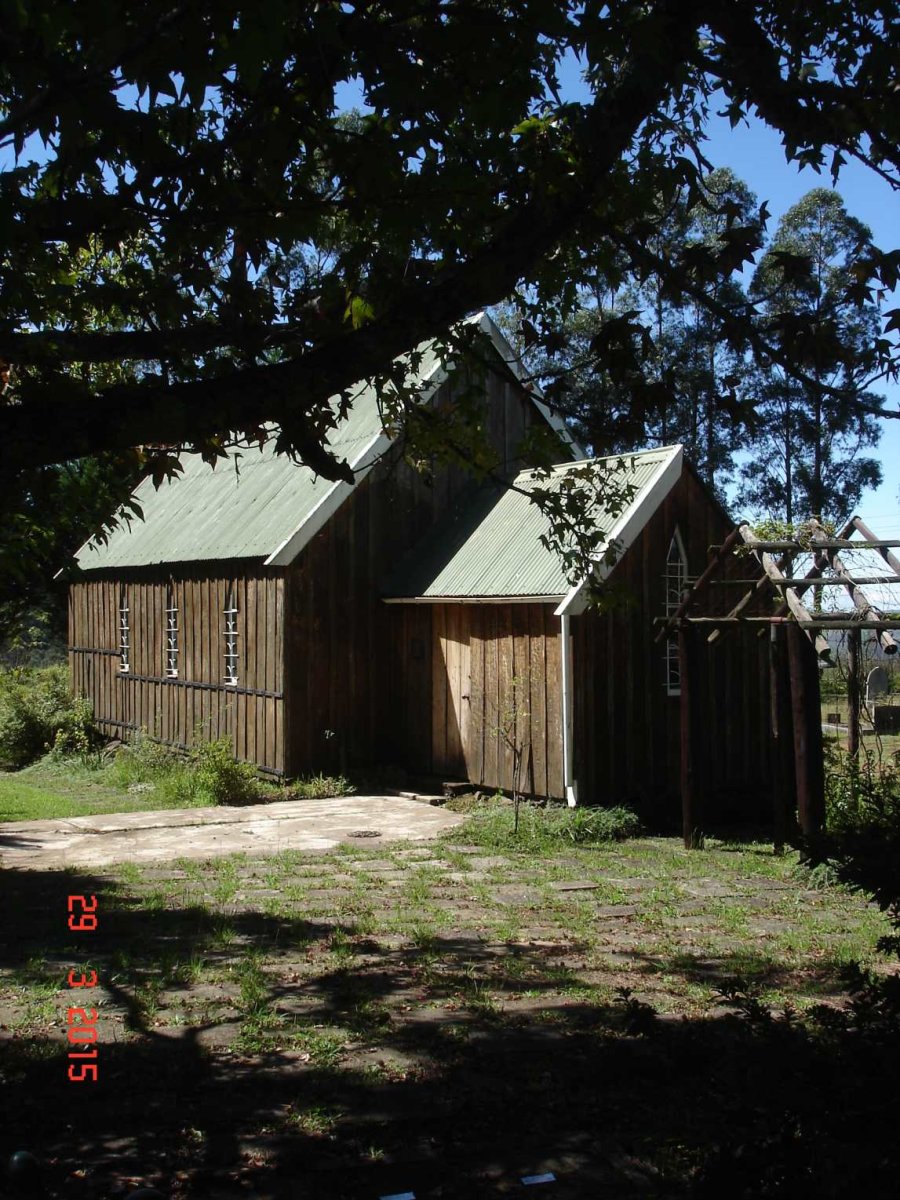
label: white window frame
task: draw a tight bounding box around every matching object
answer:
[223,585,239,686]
[165,583,179,679]
[664,527,689,696]
[119,585,130,673]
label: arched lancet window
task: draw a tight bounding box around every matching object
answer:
[664,528,689,695]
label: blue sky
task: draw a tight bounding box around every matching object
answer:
[702,111,900,533]
[551,52,899,533]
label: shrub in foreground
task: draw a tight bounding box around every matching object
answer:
[816,750,900,911]
[112,733,262,807]
[192,737,261,805]
[0,665,98,769]
[824,752,899,840]
[111,735,355,806]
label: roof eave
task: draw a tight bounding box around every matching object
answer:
[554,445,684,617]
[383,593,566,605]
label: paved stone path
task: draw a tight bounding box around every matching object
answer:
[0,794,464,870]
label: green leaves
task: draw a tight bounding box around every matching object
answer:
[0,0,897,557]
[588,311,652,374]
[345,294,375,330]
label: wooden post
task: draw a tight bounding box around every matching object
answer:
[679,623,702,849]
[787,623,826,843]
[769,625,795,853]
[847,627,861,762]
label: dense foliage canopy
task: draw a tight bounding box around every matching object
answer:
[1,0,899,607]
[508,179,887,521]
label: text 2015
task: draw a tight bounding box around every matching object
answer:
[66,895,99,1083]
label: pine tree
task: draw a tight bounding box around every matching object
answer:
[740,189,884,523]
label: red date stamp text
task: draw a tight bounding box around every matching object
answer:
[66,895,99,1082]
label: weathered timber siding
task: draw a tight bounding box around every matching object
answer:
[573,466,771,827]
[282,369,540,778]
[429,602,564,798]
[69,567,285,773]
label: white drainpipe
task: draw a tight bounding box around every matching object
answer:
[560,612,578,807]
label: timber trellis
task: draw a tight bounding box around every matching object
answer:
[658,515,900,851]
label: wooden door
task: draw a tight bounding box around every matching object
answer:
[432,605,471,779]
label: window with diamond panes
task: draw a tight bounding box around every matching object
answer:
[165,584,179,678]
[223,586,239,685]
[119,585,130,673]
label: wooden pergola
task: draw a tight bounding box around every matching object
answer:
[657,515,900,850]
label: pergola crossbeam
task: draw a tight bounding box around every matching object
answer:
[709,574,899,587]
[810,519,898,656]
[738,538,900,551]
[657,616,900,630]
[738,524,832,660]
[664,513,899,853]
[852,515,900,580]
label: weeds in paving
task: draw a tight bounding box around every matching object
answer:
[326,927,357,966]
[346,999,393,1038]
[289,1024,346,1066]
[3,833,898,1198]
[492,916,523,943]
[280,1103,343,1137]
[127,978,163,1030]
[451,800,641,852]
[207,919,238,951]
[11,987,57,1030]
[115,862,142,887]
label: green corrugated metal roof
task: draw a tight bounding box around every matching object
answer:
[383,446,679,599]
[75,385,384,569]
[71,314,587,573]
[74,333,451,570]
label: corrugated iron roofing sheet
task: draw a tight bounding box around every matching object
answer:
[74,331,452,571]
[383,446,679,599]
[74,384,385,569]
[71,313,589,574]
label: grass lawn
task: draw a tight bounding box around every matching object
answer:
[0,754,346,824]
[0,760,171,822]
[2,818,898,1199]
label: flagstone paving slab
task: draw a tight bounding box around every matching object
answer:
[0,795,464,870]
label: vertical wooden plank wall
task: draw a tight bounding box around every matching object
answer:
[282,366,543,779]
[428,602,564,798]
[572,467,772,826]
[69,364,550,783]
[68,568,286,774]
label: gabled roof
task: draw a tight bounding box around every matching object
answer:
[383,445,683,603]
[556,444,684,615]
[75,381,394,571]
[73,314,581,572]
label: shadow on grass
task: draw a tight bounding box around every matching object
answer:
[2,864,899,1200]
[623,948,855,998]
